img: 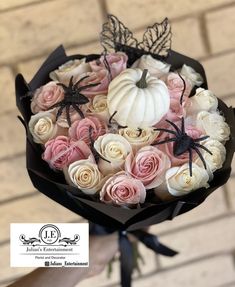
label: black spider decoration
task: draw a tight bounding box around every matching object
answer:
[88,126,110,164]
[153,117,212,177]
[49,76,100,126]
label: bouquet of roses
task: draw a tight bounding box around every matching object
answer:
[15,15,235,287]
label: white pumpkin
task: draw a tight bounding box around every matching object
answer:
[107,68,170,128]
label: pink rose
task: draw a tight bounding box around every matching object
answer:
[125,146,171,189]
[75,70,109,96]
[68,116,107,145]
[89,52,128,78]
[43,136,91,170]
[157,123,203,166]
[165,72,192,101]
[31,81,64,113]
[100,172,146,207]
[162,97,189,123]
[156,73,192,122]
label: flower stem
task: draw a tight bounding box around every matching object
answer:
[136,69,148,88]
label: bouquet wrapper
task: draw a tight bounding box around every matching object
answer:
[15,45,235,287]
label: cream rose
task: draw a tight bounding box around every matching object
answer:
[94,134,132,175]
[132,54,171,77]
[118,127,158,151]
[29,110,67,144]
[68,157,104,194]
[196,111,230,142]
[49,59,91,86]
[196,139,226,172]
[187,88,218,114]
[87,94,110,122]
[155,163,210,200]
[180,64,203,87]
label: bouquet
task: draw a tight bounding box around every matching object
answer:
[15,15,235,287]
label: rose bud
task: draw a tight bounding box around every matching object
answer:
[68,116,107,145]
[125,146,171,189]
[49,58,91,86]
[42,136,91,170]
[186,88,218,115]
[154,163,210,201]
[29,110,67,144]
[68,156,105,195]
[132,54,171,78]
[119,127,158,151]
[89,52,128,78]
[180,64,203,87]
[86,94,110,123]
[196,111,230,143]
[94,134,132,176]
[100,172,146,207]
[31,81,64,113]
[195,139,226,173]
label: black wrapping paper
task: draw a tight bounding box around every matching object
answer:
[15,45,235,231]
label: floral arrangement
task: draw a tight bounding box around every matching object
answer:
[15,15,235,287]
[28,46,230,207]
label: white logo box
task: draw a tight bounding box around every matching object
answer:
[10,223,89,267]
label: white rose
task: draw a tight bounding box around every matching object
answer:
[29,110,67,144]
[196,111,230,142]
[49,59,91,85]
[157,163,209,199]
[68,157,104,195]
[94,133,132,175]
[87,94,110,122]
[131,54,171,77]
[195,139,226,172]
[180,64,203,87]
[119,127,158,151]
[187,88,218,114]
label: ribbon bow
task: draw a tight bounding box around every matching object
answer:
[89,223,178,287]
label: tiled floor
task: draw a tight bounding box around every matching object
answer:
[0,0,235,286]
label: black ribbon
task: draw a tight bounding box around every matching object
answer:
[89,223,178,287]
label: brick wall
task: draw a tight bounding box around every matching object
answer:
[0,0,235,286]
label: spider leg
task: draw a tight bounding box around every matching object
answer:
[68,76,74,88]
[177,72,186,106]
[194,143,213,155]
[77,82,101,92]
[154,128,178,136]
[66,105,72,127]
[137,128,142,137]
[55,105,65,121]
[181,117,185,133]
[118,124,128,129]
[194,135,210,142]
[56,83,68,90]
[152,137,177,146]
[188,148,193,177]
[103,53,113,81]
[74,75,90,87]
[109,111,117,125]
[88,126,111,164]
[49,101,64,109]
[72,104,85,119]
[191,145,207,170]
[165,119,181,134]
